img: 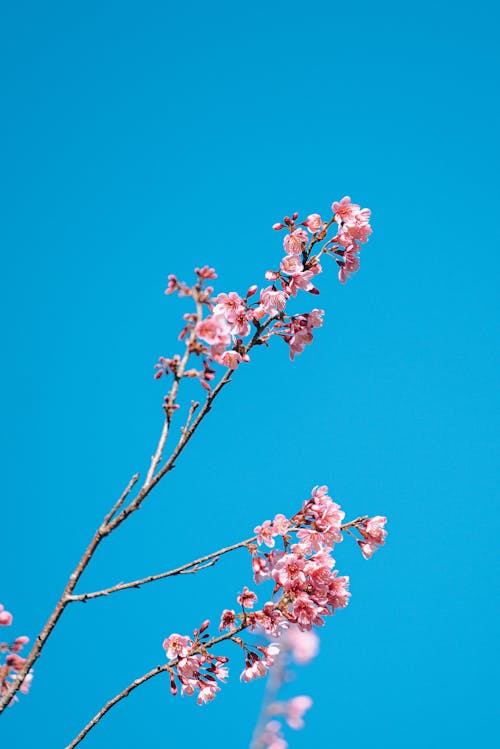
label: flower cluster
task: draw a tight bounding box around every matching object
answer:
[331,196,373,283]
[163,622,229,705]
[154,197,372,390]
[161,486,386,708]
[0,604,33,701]
[356,515,388,559]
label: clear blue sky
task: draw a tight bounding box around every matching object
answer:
[1,1,498,747]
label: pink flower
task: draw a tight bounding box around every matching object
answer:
[303,213,322,233]
[237,586,258,609]
[162,634,192,660]
[260,721,288,749]
[284,626,319,664]
[19,672,33,696]
[272,513,290,536]
[252,553,272,584]
[255,519,277,548]
[283,695,313,729]
[261,642,281,667]
[272,552,307,590]
[358,516,387,558]
[253,602,286,637]
[0,605,13,627]
[326,572,350,610]
[308,308,324,328]
[217,350,243,369]
[332,196,360,222]
[240,660,267,682]
[195,265,217,279]
[260,286,289,317]
[11,636,29,653]
[219,609,236,632]
[280,255,303,275]
[213,292,245,323]
[164,274,179,295]
[196,313,234,357]
[365,515,388,544]
[228,309,251,337]
[338,248,360,283]
[286,270,315,297]
[283,228,308,255]
[292,595,327,631]
[197,685,219,704]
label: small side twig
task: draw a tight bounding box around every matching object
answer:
[64,623,247,749]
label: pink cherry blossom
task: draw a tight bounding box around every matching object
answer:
[280,255,303,276]
[213,292,245,323]
[252,602,286,637]
[260,286,289,317]
[240,659,268,682]
[332,196,361,222]
[291,594,327,631]
[164,274,179,295]
[260,721,288,749]
[237,586,258,609]
[219,609,236,632]
[272,513,290,536]
[284,626,319,664]
[283,695,313,729]
[228,309,251,337]
[194,265,217,279]
[338,248,361,283]
[303,213,322,233]
[255,519,277,548]
[272,552,307,590]
[283,228,308,255]
[0,605,13,627]
[358,515,388,557]
[162,634,192,660]
[217,350,243,370]
[286,270,315,297]
[197,684,219,704]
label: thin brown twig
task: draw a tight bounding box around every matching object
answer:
[0,306,274,711]
[67,535,256,602]
[66,517,367,603]
[64,623,247,749]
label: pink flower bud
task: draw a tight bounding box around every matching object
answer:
[265,270,280,281]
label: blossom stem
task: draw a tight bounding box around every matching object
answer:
[64,624,247,749]
[67,517,366,603]
[0,311,274,712]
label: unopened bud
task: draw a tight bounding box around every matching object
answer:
[246,284,258,298]
[265,270,280,281]
[272,222,284,230]
[199,619,210,633]
[292,212,299,220]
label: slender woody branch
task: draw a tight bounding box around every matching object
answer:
[0,309,273,712]
[67,517,367,603]
[64,624,247,749]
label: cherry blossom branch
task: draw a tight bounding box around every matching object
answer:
[68,517,367,603]
[0,317,277,711]
[1,197,374,713]
[64,623,247,749]
[67,536,256,602]
[64,482,387,747]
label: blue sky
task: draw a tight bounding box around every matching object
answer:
[1,1,498,747]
